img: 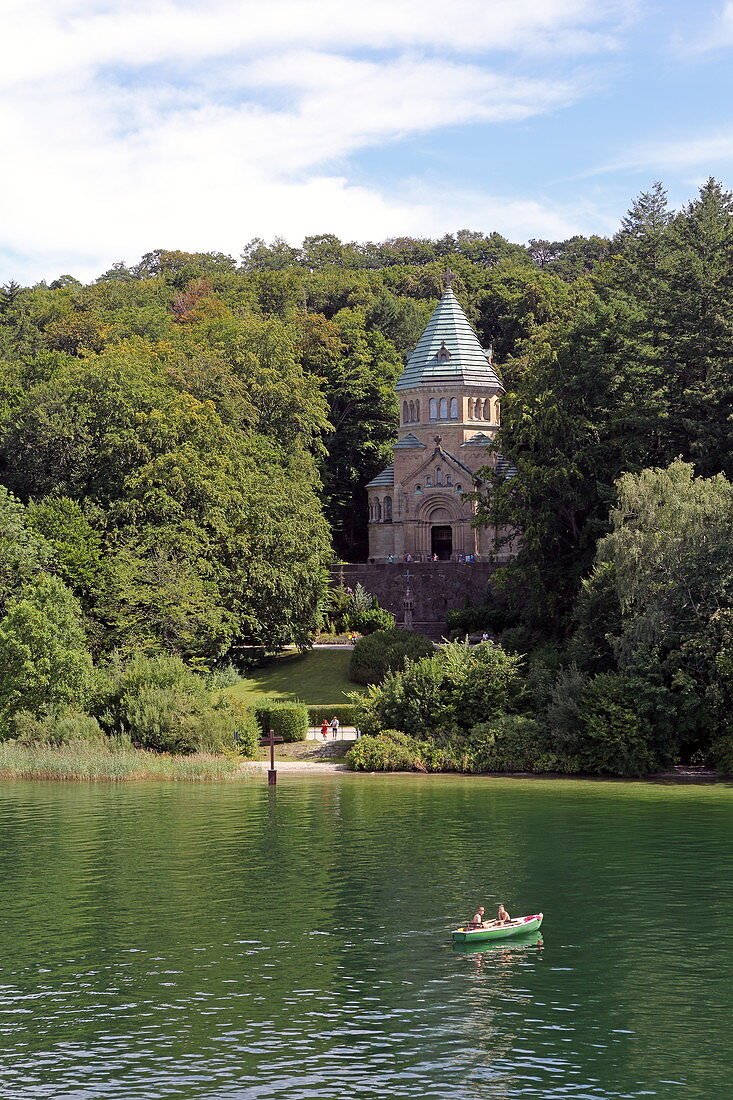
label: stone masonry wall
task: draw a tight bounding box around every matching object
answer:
[331,561,497,635]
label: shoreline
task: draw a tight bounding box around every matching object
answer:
[0,742,727,784]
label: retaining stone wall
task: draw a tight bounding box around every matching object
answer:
[331,561,497,633]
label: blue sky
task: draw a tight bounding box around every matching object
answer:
[1,0,732,284]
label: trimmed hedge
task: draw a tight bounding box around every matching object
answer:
[307,704,358,727]
[252,701,308,743]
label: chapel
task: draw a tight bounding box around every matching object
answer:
[366,276,513,562]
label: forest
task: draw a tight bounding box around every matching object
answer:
[1,178,732,772]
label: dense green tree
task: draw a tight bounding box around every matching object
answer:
[26,497,107,605]
[0,575,95,733]
[0,487,52,611]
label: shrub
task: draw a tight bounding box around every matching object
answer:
[98,653,238,754]
[349,629,434,685]
[307,705,358,727]
[327,583,394,635]
[205,663,242,690]
[465,715,565,774]
[13,709,105,746]
[711,734,733,776]
[252,700,308,742]
[230,703,260,757]
[446,603,514,635]
[353,640,523,740]
[576,673,657,777]
[350,606,396,634]
[346,730,457,772]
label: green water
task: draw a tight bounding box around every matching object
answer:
[1,775,733,1099]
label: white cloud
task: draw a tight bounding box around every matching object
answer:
[0,0,631,282]
[593,131,733,175]
[680,1,733,52]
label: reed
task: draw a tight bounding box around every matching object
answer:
[0,740,254,782]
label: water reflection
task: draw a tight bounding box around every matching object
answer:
[452,930,544,957]
[0,776,732,1099]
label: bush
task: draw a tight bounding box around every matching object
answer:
[13,709,105,746]
[711,734,733,775]
[307,705,358,727]
[327,584,394,635]
[98,653,238,754]
[350,606,396,635]
[576,673,657,777]
[353,640,523,740]
[349,629,434,685]
[465,715,565,774]
[252,700,308,742]
[205,663,242,690]
[346,730,457,772]
[230,703,260,757]
[446,603,518,636]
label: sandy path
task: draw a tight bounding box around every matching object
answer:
[247,760,348,774]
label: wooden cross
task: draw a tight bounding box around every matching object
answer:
[260,728,284,786]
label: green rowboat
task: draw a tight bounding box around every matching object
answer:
[451,913,543,943]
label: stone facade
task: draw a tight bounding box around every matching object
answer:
[333,562,497,637]
[366,284,517,563]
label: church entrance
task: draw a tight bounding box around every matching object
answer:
[431,525,452,560]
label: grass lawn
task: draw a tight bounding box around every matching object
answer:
[226,648,361,706]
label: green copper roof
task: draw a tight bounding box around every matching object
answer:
[366,464,394,489]
[396,288,502,392]
[393,432,426,450]
[461,431,494,448]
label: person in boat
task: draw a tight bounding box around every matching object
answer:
[469,906,486,928]
[497,904,511,924]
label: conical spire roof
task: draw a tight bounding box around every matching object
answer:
[396,287,502,392]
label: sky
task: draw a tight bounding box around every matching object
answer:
[1,0,732,284]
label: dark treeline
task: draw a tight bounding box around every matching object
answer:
[2,179,733,772]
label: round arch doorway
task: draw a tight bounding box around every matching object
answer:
[431,525,452,560]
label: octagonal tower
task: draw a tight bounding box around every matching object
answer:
[366,278,513,562]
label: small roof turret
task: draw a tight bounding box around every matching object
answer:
[396,286,502,392]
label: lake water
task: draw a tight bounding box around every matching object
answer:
[1,774,732,1099]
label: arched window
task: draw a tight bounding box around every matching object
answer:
[436,467,443,485]
[482,398,490,420]
[439,397,448,419]
[414,484,422,494]
[414,400,420,421]
[450,397,458,420]
[429,398,437,420]
[376,499,382,520]
[402,401,408,424]
[384,496,392,522]
[446,474,452,486]
[409,401,415,422]
[426,476,433,487]
[455,483,462,492]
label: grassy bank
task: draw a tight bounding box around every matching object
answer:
[227,648,360,705]
[0,741,251,782]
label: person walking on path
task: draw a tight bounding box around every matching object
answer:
[330,715,340,739]
[320,719,329,740]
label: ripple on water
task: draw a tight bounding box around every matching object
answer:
[0,776,732,1098]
